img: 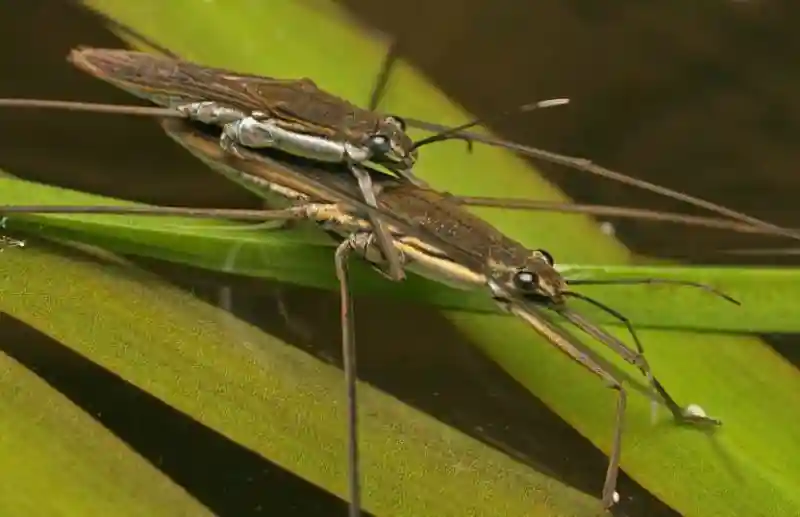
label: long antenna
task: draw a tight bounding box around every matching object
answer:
[411,98,569,150]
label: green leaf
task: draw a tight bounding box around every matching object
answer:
[4,175,800,334]
[5,1,797,515]
[0,348,212,516]
[0,242,603,517]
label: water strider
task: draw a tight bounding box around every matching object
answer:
[6,40,800,274]
[4,1,798,248]
[62,47,562,286]
[2,14,800,514]
[4,116,796,515]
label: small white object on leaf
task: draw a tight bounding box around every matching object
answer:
[685,403,707,418]
[600,221,616,236]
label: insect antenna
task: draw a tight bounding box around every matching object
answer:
[410,98,570,151]
[566,278,740,305]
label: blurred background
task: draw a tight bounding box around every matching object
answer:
[0,1,798,516]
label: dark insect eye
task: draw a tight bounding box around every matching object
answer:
[369,134,392,154]
[512,270,539,291]
[385,115,406,131]
[533,249,555,266]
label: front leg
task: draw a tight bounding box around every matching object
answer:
[219,116,286,159]
[348,231,408,281]
[219,116,283,159]
[220,121,249,159]
[176,101,246,125]
[222,116,350,164]
[346,162,405,282]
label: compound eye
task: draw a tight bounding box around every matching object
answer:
[385,115,407,131]
[532,249,555,266]
[369,134,392,154]
[512,270,539,292]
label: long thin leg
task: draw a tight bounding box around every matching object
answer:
[368,39,400,112]
[332,230,408,516]
[365,42,436,213]
[348,164,405,281]
[367,40,462,185]
[403,117,800,242]
[0,204,320,220]
[556,305,721,427]
[564,283,732,421]
[334,234,364,517]
[495,295,625,507]
[453,196,797,236]
[559,298,679,423]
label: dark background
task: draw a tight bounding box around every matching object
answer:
[0,1,798,516]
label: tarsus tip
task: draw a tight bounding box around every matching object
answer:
[528,98,570,110]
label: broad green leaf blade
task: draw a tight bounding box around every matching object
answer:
[12,1,798,515]
[0,351,211,516]
[4,175,800,333]
[0,243,604,517]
